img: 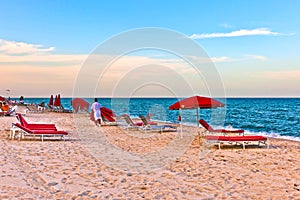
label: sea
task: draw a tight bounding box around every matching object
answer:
[14,97,300,141]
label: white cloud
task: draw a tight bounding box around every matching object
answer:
[211,56,231,62]
[0,39,55,54]
[189,28,287,39]
[220,23,233,28]
[245,54,267,61]
[0,54,87,64]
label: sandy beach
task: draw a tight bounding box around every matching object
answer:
[1,109,300,199]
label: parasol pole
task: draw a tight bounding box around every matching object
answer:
[179,108,183,138]
[196,107,199,127]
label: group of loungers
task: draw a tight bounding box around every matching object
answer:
[9,112,268,149]
[121,114,177,132]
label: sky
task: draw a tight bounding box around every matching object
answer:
[0,0,300,98]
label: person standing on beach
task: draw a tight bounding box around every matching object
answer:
[91,98,102,126]
[19,96,24,104]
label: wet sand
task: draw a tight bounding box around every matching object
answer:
[1,110,300,199]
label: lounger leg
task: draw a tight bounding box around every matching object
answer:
[10,130,13,140]
[10,127,19,140]
[17,131,23,142]
[243,142,245,150]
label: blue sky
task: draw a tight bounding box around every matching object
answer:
[1,0,300,97]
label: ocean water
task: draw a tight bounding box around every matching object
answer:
[17,97,300,141]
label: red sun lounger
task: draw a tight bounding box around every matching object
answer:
[135,114,157,126]
[121,114,141,130]
[139,115,177,132]
[13,123,68,141]
[205,135,268,149]
[16,113,57,130]
[199,119,244,135]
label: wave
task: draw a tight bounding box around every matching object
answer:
[245,130,300,142]
[180,122,300,142]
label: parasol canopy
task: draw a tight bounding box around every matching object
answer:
[53,94,61,107]
[169,96,225,135]
[71,98,90,112]
[169,96,224,110]
[48,95,54,106]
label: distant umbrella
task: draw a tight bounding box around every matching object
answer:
[71,98,90,112]
[48,95,54,106]
[53,94,61,107]
[53,95,59,107]
[57,94,61,107]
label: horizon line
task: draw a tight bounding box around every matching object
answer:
[5,96,300,99]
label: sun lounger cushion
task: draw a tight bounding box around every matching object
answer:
[14,123,68,135]
[205,135,267,142]
[16,113,56,129]
[134,121,157,126]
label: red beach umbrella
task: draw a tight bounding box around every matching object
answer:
[48,95,54,106]
[57,94,61,107]
[53,95,59,107]
[169,96,225,134]
[169,96,224,110]
[71,98,90,112]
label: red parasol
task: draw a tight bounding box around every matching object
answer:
[53,95,60,107]
[71,98,90,112]
[169,96,225,135]
[48,95,54,106]
[169,96,224,110]
[57,94,61,107]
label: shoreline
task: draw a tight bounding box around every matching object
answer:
[1,111,300,199]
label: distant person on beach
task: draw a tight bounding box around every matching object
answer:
[19,96,24,104]
[38,102,46,111]
[91,98,102,126]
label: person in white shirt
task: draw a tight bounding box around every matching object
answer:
[91,98,102,126]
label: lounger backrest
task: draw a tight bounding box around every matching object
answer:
[14,123,33,133]
[139,116,149,126]
[17,113,29,126]
[199,119,215,131]
[15,113,20,123]
[122,114,135,126]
